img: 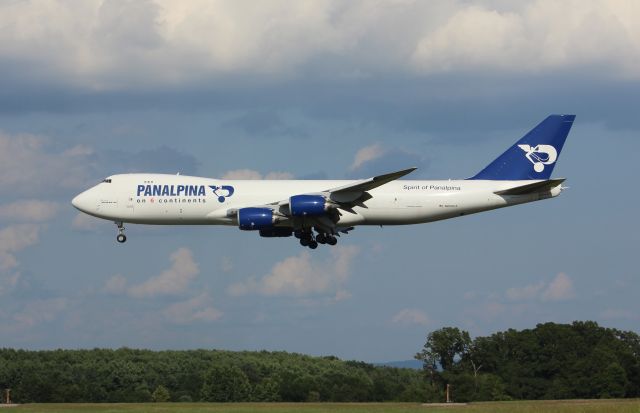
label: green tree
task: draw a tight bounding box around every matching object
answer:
[151,385,170,402]
[595,362,628,398]
[416,327,471,372]
[475,374,510,401]
[466,321,640,400]
[252,378,281,402]
[200,365,251,402]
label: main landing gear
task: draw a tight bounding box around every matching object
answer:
[115,222,127,243]
[315,233,337,246]
[295,230,338,249]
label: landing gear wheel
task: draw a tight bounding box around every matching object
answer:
[327,236,337,246]
[300,238,310,247]
[308,241,318,249]
[115,221,127,244]
[316,234,327,244]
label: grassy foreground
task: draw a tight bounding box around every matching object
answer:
[6,400,640,413]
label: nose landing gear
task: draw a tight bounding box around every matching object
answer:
[115,222,127,243]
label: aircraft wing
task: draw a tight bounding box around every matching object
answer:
[326,167,416,196]
[293,167,416,232]
[272,167,417,208]
[226,167,417,233]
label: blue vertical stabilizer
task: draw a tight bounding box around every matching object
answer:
[469,115,575,180]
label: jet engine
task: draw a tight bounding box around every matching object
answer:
[290,195,328,216]
[238,208,275,230]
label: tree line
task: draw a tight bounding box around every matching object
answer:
[415,321,640,401]
[0,348,426,403]
[1,321,638,403]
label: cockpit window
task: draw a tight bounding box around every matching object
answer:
[102,178,112,183]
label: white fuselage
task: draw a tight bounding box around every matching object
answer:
[72,173,562,228]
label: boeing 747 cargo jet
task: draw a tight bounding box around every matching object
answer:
[72,115,574,249]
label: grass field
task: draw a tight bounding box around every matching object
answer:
[5,400,640,413]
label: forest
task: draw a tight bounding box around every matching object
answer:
[0,348,425,403]
[416,321,640,401]
[1,321,638,403]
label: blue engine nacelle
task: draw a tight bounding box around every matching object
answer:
[290,195,327,217]
[259,228,293,237]
[238,208,274,230]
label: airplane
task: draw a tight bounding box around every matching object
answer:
[72,114,574,249]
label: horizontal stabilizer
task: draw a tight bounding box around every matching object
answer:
[494,178,565,195]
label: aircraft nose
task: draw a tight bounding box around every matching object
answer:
[71,190,92,212]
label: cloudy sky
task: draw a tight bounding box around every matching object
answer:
[1,0,639,362]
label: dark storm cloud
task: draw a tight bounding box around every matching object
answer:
[1,72,638,146]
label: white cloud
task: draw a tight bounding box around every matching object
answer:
[0,272,21,296]
[228,245,359,297]
[411,1,640,77]
[162,292,223,324]
[220,256,233,273]
[11,298,68,328]
[392,308,430,326]
[264,171,295,180]
[348,144,426,177]
[0,0,637,90]
[542,272,574,301]
[128,247,199,298]
[0,200,59,222]
[72,213,103,231]
[483,301,507,319]
[0,0,357,87]
[350,143,384,171]
[506,282,545,301]
[221,169,263,180]
[103,274,127,294]
[0,174,69,299]
[334,289,352,302]
[600,308,637,321]
[0,224,41,271]
[221,169,294,180]
[505,272,574,302]
[0,132,94,196]
[0,224,42,297]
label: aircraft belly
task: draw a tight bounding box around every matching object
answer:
[357,192,509,225]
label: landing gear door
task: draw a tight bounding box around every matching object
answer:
[125,196,134,216]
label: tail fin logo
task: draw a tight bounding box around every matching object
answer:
[518,144,558,173]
